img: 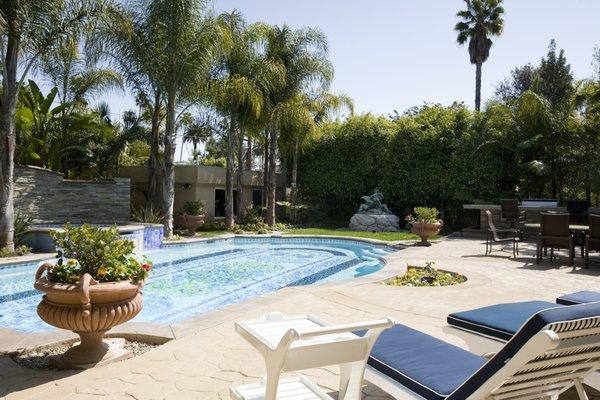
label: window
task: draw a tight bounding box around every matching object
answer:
[214,189,237,217]
[252,189,264,207]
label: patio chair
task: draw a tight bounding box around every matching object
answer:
[585,214,600,267]
[500,199,525,228]
[567,200,590,224]
[364,302,600,400]
[537,212,574,265]
[484,210,520,257]
[446,291,600,342]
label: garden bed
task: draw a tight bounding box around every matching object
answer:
[382,263,466,287]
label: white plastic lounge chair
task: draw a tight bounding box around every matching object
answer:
[363,302,600,399]
[230,312,394,400]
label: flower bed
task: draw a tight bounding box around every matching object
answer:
[382,262,465,287]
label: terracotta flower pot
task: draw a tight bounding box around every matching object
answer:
[410,220,443,247]
[176,213,206,235]
[34,264,144,369]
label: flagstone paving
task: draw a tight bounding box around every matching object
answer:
[1,237,599,399]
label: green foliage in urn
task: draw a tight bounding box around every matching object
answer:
[49,224,151,284]
[406,207,440,224]
[181,200,205,216]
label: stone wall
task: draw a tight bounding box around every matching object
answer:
[14,166,130,223]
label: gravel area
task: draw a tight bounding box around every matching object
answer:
[9,339,159,370]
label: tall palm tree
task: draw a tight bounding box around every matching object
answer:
[102,4,166,208]
[0,0,105,251]
[145,0,222,238]
[455,0,504,111]
[211,12,283,226]
[263,25,333,225]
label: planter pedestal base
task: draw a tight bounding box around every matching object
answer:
[415,239,433,247]
[57,335,132,369]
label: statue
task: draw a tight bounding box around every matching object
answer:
[349,190,400,232]
[357,190,393,215]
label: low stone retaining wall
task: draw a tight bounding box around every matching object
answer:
[14,166,130,223]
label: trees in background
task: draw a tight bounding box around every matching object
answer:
[455,0,505,111]
[0,0,104,251]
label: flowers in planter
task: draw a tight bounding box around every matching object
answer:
[405,207,440,224]
[48,224,151,284]
[180,200,205,216]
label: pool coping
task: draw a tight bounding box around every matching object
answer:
[0,234,456,354]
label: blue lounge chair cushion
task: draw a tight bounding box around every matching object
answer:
[364,324,487,400]
[556,290,600,305]
[447,300,559,341]
[448,302,600,399]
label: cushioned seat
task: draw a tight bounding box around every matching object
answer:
[556,290,600,305]
[447,300,560,341]
[364,324,487,400]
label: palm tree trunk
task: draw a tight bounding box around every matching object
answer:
[475,61,482,111]
[225,113,235,228]
[0,34,19,251]
[262,131,269,195]
[245,136,252,170]
[148,89,161,209]
[291,137,299,200]
[266,129,278,225]
[162,88,177,238]
[236,130,244,223]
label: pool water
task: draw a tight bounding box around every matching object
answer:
[0,237,395,332]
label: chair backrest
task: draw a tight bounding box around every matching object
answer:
[449,302,600,400]
[590,214,600,239]
[485,210,503,241]
[567,200,589,214]
[500,199,519,218]
[540,212,570,237]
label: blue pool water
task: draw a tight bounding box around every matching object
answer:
[0,237,395,332]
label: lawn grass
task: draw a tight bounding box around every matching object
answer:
[194,231,230,238]
[282,227,421,242]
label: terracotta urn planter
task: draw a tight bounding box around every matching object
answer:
[410,220,443,247]
[176,213,206,235]
[34,264,144,368]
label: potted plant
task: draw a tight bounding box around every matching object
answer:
[406,207,443,246]
[176,200,206,235]
[33,224,151,368]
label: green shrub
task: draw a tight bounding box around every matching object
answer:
[200,156,226,167]
[0,245,32,258]
[13,211,33,246]
[181,200,204,215]
[407,207,440,223]
[132,205,164,224]
[49,224,151,284]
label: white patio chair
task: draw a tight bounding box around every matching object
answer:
[230,312,394,400]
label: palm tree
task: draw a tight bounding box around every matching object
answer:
[263,25,334,225]
[182,114,214,161]
[144,0,222,238]
[102,4,166,208]
[455,0,505,111]
[279,91,353,197]
[211,12,283,226]
[0,0,105,251]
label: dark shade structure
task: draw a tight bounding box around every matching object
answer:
[585,214,600,267]
[484,210,520,257]
[536,213,574,265]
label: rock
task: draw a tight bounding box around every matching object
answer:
[349,213,400,232]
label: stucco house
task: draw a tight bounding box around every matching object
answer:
[119,165,286,221]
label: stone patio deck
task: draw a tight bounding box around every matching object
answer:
[1,237,599,399]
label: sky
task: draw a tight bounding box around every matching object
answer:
[95,0,600,158]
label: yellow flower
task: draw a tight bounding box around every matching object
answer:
[67,258,78,267]
[97,267,108,279]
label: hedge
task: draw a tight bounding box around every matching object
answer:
[297,105,507,226]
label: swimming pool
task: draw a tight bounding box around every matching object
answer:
[0,237,396,333]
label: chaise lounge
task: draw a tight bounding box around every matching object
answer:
[364,301,600,400]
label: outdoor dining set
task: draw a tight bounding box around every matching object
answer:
[484,199,600,266]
